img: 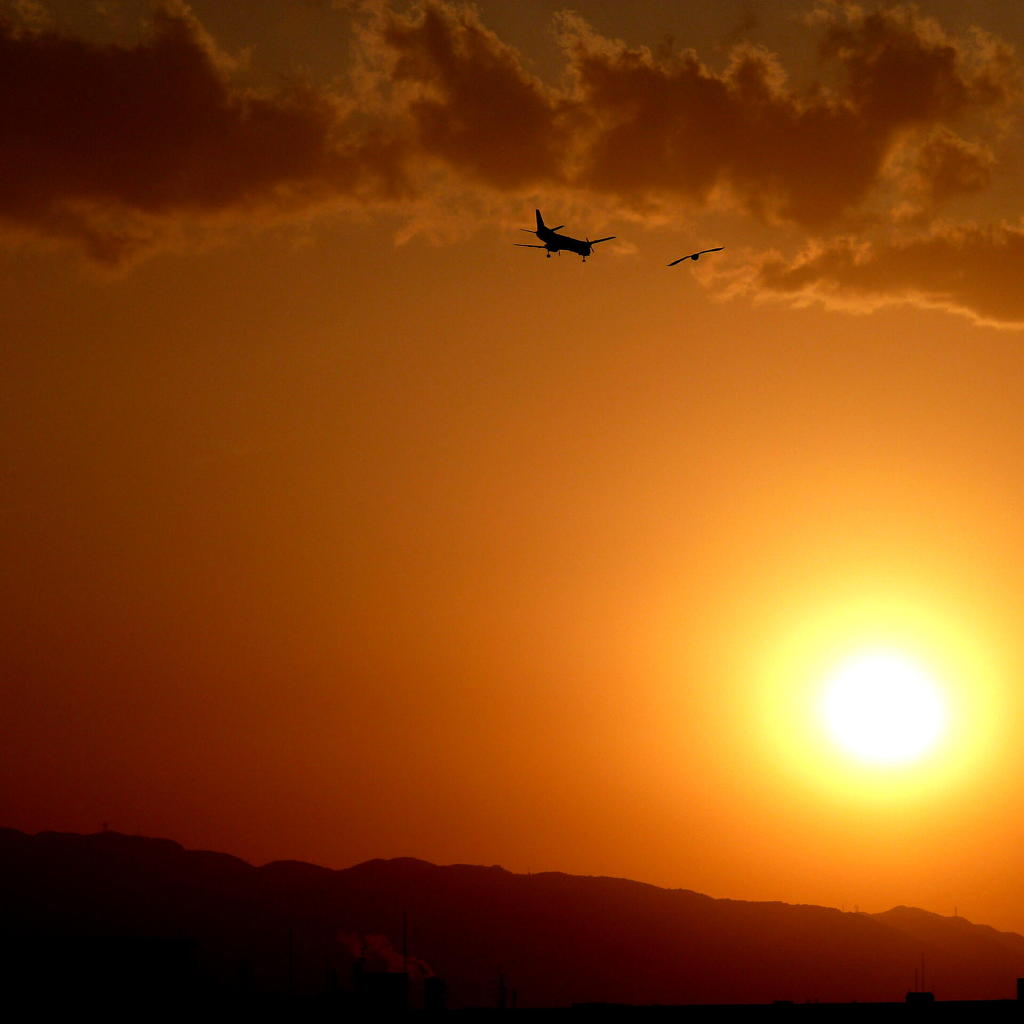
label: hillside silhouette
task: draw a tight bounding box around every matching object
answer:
[2,827,1022,1008]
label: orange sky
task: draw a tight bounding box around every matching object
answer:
[4,0,1024,933]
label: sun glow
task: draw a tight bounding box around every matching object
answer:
[819,650,948,764]
[756,593,1004,801]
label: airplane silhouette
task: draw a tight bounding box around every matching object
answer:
[515,210,616,262]
[667,247,724,266]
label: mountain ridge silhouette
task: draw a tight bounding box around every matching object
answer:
[1,827,1021,1008]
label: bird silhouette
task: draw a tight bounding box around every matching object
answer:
[667,247,724,267]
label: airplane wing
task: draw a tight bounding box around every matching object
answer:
[590,236,616,244]
[514,243,548,248]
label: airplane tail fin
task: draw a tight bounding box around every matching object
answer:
[535,209,545,232]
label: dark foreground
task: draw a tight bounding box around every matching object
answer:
[24,994,1024,1020]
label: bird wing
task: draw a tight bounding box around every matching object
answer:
[668,246,724,266]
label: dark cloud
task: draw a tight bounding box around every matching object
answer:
[721,223,1024,328]
[0,1,411,263]
[906,127,996,208]
[817,6,1016,124]
[368,1,567,190]
[559,4,1017,226]
[0,0,1019,270]
[356,2,1018,229]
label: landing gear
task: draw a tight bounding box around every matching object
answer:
[546,251,551,258]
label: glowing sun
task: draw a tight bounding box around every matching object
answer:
[819,650,949,765]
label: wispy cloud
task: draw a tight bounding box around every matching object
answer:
[710,223,1024,329]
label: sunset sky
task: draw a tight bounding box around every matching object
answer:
[5,0,1024,934]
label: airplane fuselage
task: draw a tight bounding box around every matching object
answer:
[536,225,593,258]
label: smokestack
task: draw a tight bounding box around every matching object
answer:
[424,976,447,1012]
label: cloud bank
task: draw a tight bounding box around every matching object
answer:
[1,0,1020,324]
[560,4,1015,228]
[0,1,410,262]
